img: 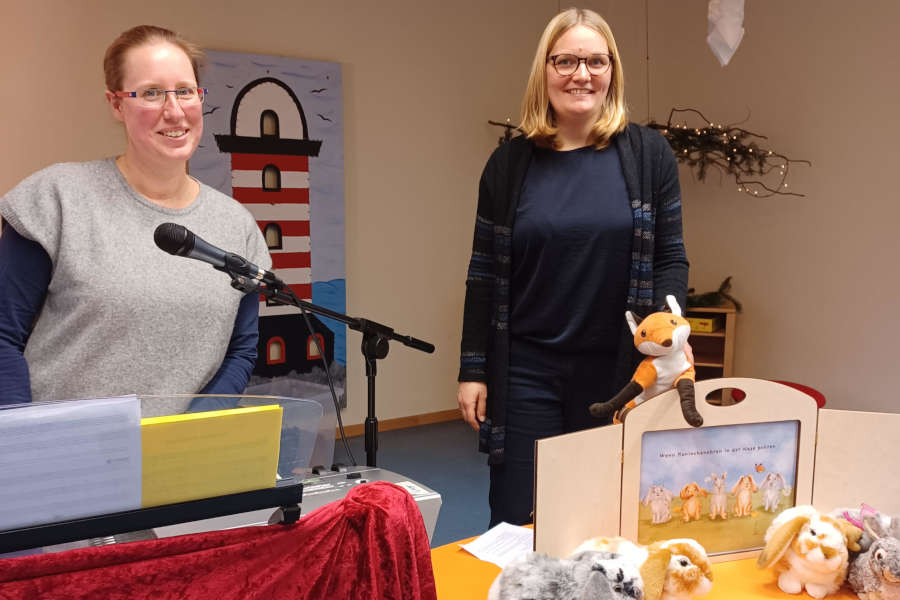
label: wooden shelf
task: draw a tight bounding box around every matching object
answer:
[686,300,737,314]
[695,360,725,368]
[686,300,737,404]
[690,330,726,338]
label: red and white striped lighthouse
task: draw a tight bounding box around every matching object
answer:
[215,78,334,373]
[215,77,322,316]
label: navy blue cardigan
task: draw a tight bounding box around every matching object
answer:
[458,124,689,464]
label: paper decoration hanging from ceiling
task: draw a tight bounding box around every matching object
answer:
[707,0,745,66]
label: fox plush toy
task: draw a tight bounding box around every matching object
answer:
[590,295,703,427]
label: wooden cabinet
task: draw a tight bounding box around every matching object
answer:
[685,301,737,404]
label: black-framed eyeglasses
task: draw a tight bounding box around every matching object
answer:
[547,53,613,76]
[113,87,207,106]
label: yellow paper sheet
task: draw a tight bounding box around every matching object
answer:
[141,405,283,507]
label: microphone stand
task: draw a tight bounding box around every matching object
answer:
[226,272,435,468]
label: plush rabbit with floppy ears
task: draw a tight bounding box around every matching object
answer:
[487,549,643,600]
[757,505,863,599]
[573,537,713,600]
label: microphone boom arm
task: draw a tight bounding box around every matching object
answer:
[226,271,434,467]
[232,276,434,355]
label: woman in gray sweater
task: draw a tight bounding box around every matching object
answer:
[0,25,269,404]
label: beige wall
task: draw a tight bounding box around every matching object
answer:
[644,1,900,412]
[2,1,897,421]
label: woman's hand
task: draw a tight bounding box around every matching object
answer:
[457,381,487,431]
[684,341,695,364]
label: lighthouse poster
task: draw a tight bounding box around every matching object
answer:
[190,50,346,413]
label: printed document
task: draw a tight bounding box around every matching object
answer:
[0,396,142,531]
[459,522,534,568]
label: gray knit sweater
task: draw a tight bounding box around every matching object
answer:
[0,159,270,402]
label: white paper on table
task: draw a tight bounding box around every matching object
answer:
[0,396,142,531]
[459,522,534,568]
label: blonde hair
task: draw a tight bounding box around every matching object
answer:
[103,25,205,92]
[520,8,627,149]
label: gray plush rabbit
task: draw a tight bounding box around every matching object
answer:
[848,513,900,600]
[487,550,644,600]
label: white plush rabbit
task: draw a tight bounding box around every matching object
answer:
[643,485,674,524]
[487,550,643,600]
[573,537,713,600]
[848,513,900,600]
[759,472,789,513]
[757,505,863,598]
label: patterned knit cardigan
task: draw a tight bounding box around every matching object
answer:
[458,123,689,465]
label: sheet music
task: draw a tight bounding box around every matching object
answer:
[0,396,142,531]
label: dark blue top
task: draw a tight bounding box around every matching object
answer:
[510,144,632,352]
[0,223,259,405]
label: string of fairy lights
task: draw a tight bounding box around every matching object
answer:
[488,108,810,198]
[646,108,811,198]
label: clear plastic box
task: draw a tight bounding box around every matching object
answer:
[0,394,332,555]
[242,381,338,473]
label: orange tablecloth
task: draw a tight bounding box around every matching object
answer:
[430,537,859,600]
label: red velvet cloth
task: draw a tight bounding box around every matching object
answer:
[0,481,437,600]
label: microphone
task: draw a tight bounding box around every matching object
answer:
[154,222,281,285]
